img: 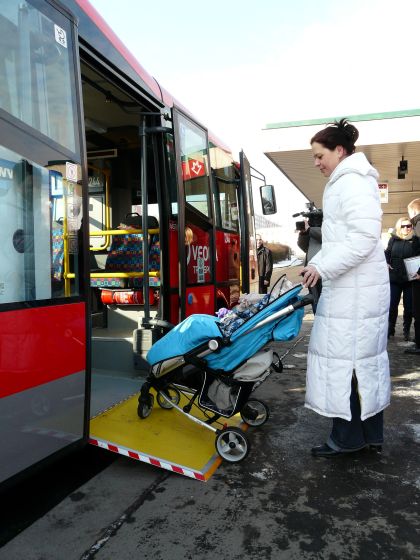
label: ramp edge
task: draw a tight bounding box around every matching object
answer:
[89,437,219,482]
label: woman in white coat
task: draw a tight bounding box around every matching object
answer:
[301,119,390,457]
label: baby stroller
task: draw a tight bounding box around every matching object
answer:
[137,279,313,463]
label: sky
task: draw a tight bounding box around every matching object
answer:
[88,0,420,242]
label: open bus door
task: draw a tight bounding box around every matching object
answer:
[239,151,258,294]
[172,108,216,320]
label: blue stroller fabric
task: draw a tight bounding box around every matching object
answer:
[146,314,222,365]
[146,285,304,372]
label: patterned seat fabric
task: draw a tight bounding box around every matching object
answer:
[91,231,160,292]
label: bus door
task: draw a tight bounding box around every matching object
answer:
[211,150,242,310]
[0,0,87,486]
[172,109,215,320]
[239,151,258,294]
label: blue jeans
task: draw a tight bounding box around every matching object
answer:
[328,375,383,451]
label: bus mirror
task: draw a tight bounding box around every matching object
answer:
[260,185,277,215]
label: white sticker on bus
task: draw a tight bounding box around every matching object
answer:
[66,162,78,182]
[54,24,67,48]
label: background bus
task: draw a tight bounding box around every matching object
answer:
[0,0,267,486]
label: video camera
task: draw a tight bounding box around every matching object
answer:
[293,202,323,231]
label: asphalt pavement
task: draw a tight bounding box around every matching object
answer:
[1,272,419,560]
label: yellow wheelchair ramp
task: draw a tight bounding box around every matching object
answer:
[89,391,245,481]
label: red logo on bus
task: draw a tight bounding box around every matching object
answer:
[181,159,206,181]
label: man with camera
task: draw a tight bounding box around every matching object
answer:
[256,234,273,294]
[295,203,323,311]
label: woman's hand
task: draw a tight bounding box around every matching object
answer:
[301,265,320,288]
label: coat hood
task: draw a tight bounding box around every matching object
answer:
[328,152,379,185]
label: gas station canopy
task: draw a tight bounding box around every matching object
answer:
[263,109,420,231]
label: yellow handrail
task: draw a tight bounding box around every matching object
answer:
[90,271,160,278]
[65,271,160,279]
[89,228,159,237]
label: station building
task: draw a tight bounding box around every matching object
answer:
[262,109,420,235]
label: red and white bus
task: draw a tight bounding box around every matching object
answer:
[0,0,271,485]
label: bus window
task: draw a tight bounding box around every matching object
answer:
[214,174,239,233]
[0,145,83,304]
[209,146,239,232]
[177,114,211,218]
[0,0,79,153]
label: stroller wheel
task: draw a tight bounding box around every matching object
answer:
[240,399,270,427]
[157,387,181,409]
[215,427,250,463]
[137,394,154,419]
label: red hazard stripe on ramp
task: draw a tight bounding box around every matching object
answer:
[89,438,207,481]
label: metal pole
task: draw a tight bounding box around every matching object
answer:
[139,116,150,324]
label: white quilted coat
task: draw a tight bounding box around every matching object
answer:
[306,152,390,421]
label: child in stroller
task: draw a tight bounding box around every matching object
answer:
[137,277,313,463]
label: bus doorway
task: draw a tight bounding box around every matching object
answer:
[77,59,167,390]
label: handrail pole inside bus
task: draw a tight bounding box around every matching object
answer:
[139,115,150,325]
[63,204,71,297]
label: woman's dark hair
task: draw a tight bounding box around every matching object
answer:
[310,118,359,154]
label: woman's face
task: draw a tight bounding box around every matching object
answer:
[311,142,346,177]
[399,221,413,238]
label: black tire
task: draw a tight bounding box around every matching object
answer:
[156,387,181,409]
[240,399,270,426]
[137,394,154,419]
[215,427,250,463]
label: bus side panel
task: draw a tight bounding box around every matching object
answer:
[0,371,85,484]
[0,303,86,398]
[215,230,240,281]
[185,286,215,317]
[0,303,86,484]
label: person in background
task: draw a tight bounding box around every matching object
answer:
[405,199,420,354]
[385,217,414,340]
[297,220,322,312]
[301,119,390,457]
[256,234,273,294]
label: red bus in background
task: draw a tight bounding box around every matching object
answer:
[0,0,266,486]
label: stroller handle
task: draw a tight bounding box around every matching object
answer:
[241,294,314,335]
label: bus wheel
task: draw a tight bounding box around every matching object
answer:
[137,394,154,419]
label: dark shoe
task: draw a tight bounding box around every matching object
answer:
[311,443,340,457]
[369,444,382,453]
[403,329,410,341]
[404,347,420,354]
